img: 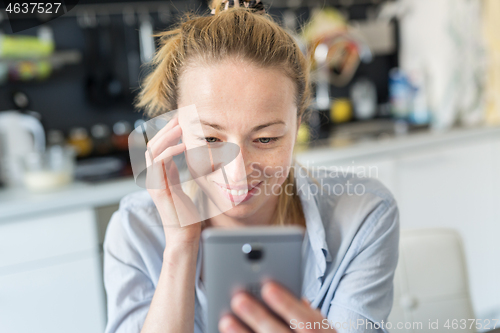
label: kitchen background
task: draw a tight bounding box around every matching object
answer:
[0,0,499,332]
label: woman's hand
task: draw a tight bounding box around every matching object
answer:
[145,116,201,245]
[141,117,203,333]
[219,281,337,333]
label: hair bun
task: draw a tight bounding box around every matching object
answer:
[211,0,265,15]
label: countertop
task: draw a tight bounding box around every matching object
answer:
[294,124,500,165]
[1,124,500,222]
[0,177,138,222]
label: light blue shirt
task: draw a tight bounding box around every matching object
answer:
[103,166,400,333]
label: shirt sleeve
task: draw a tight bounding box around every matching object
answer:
[327,198,400,333]
[103,208,157,333]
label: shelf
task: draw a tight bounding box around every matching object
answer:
[269,0,397,8]
[0,50,82,68]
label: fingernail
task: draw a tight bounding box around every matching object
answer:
[219,315,235,333]
[262,282,280,303]
[232,293,251,314]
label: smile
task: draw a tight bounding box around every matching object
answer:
[213,181,263,203]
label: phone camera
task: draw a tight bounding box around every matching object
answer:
[242,243,264,261]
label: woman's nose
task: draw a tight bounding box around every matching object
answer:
[223,149,248,184]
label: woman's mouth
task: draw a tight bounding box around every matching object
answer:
[214,181,263,203]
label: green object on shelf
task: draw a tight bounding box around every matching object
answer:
[0,35,54,58]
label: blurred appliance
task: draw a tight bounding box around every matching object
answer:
[0,111,45,187]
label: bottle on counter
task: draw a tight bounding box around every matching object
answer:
[112,120,132,151]
[350,78,377,120]
[389,68,412,120]
[408,70,431,125]
[67,127,93,158]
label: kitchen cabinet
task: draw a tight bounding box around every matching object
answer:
[0,208,105,333]
[394,139,500,316]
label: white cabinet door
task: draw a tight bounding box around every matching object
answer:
[0,208,97,271]
[0,255,106,333]
[0,208,105,333]
[394,140,500,316]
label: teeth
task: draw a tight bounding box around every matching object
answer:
[220,186,249,196]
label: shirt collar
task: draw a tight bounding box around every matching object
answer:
[294,163,333,279]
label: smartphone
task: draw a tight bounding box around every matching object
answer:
[202,226,305,333]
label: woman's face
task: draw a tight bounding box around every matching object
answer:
[177,59,299,222]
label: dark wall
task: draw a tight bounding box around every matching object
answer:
[0,0,201,134]
[0,0,398,136]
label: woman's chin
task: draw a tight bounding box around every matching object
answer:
[221,202,259,220]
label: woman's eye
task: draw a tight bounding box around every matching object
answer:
[257,137,278,144]
[205,137,220,143]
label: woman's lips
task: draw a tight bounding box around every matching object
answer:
[214,181,262,203]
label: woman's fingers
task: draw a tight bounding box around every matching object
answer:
[219,315,252,333]
[153,142,186,164]
[144,143,185,192]
[146,117,179,148]
[148,124,182,158]
[231,292,291,333]
[261,282,320,327]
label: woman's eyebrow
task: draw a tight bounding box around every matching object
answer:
[191,119,286,132]
[196,119,286,132]
[252,120,286,132]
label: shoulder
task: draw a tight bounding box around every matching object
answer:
[118,189,157,212]
[309,167,396,206]
[107,190,160,234]
[104,190,164,262]
[304,168,399,253]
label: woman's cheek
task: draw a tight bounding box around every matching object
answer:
[261,153,293,184]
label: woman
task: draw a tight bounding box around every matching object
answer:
[103,1,399,332]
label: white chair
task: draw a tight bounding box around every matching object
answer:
[388,228,476,333]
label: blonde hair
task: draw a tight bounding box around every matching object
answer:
[135,1,312,227]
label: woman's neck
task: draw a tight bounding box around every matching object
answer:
[205,195,279,228]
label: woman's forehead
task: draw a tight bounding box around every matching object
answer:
[178,61,297,121]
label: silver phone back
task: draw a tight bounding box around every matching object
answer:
[202,226,304,333]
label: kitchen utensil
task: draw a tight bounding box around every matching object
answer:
[23,145,75,192]
[0,110,46,186]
